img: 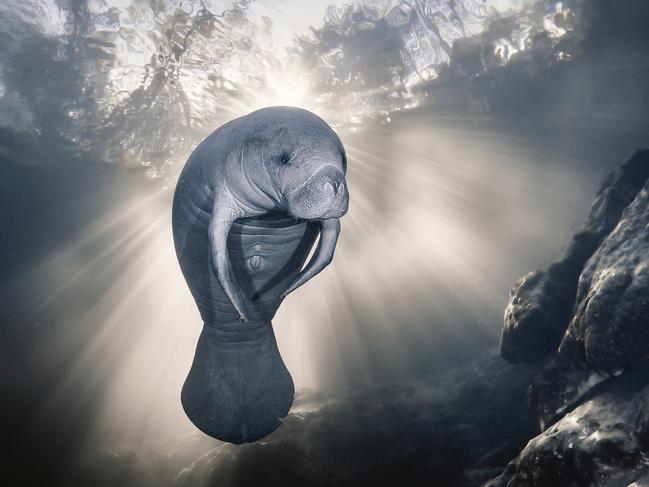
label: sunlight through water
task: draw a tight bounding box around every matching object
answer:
[0,0,589,467]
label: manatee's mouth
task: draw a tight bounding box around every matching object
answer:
[285,165,349,221]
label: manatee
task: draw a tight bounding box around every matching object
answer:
[172,107,349,443]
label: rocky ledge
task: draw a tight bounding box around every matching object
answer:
[490,150,649,486]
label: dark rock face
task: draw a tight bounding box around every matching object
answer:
[486,367,649,487]
[532,176,649,427]
[492,150,649,486]
[572,183,649,374]
[501,150,649,364]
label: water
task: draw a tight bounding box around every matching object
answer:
[4,0,649,484]
[0,0,573,179]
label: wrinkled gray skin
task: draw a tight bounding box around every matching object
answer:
[172,107,349,443]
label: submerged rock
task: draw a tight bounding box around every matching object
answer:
[486,367,649,487]
[492,150,649,486]
[532,174,649,427]
[501,150,649,364]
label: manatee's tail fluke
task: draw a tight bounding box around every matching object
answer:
[281,217,340,298]
[181,322,294,444]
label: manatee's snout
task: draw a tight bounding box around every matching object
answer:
[287,165,349,221]
[319,173,349,218]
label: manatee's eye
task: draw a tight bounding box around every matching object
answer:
[278,153,291,165]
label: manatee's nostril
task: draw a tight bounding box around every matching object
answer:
[323,182,335,194]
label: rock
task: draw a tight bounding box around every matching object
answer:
[490,150,649,486]
[572,182,649,374]
[532,172,649,427]
[485,366,649,487]
[501,269,571,363]
[500,150,649,364]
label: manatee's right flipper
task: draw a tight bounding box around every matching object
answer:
[280,217,341,298]
[209,190,249,321]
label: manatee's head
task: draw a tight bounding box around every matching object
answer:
[261,108,349,221]
[280,153,348,221]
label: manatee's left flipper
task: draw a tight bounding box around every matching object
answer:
[209,191,249,322]
[281,218,340,298]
